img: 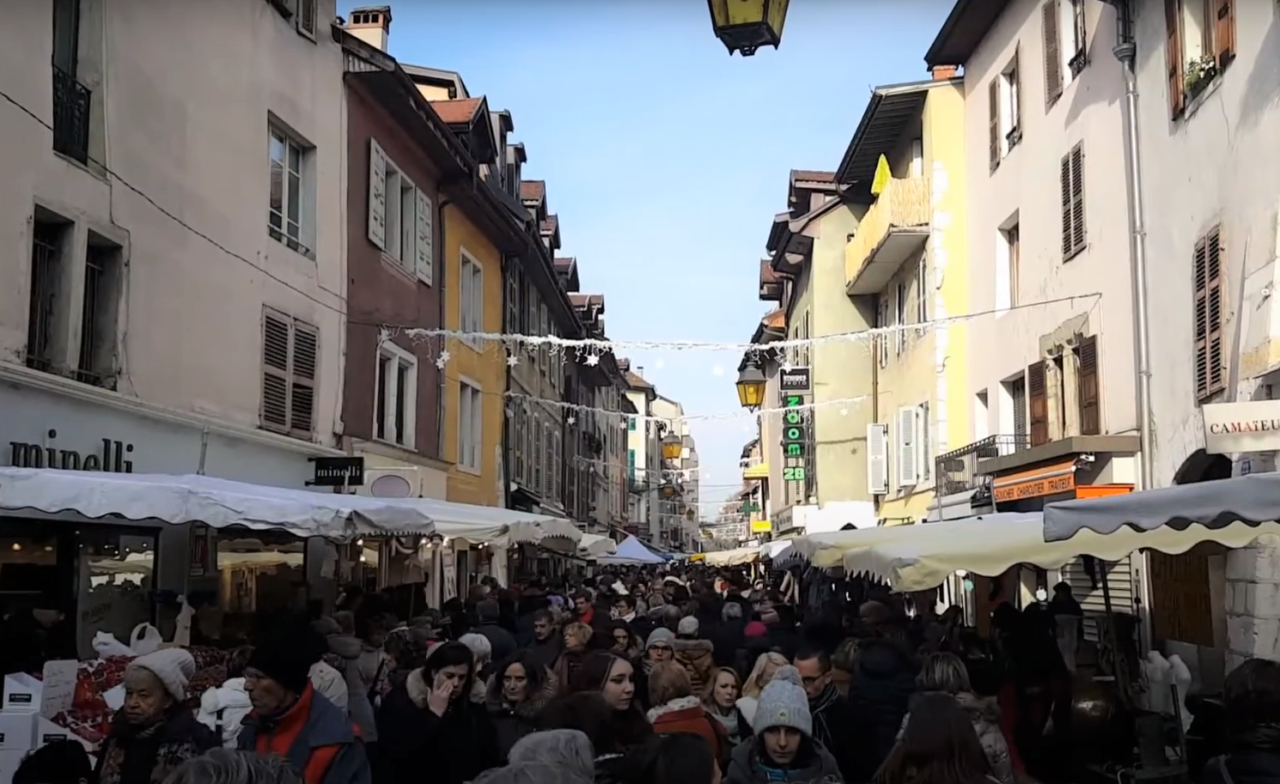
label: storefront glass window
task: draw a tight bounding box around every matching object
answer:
[77,528,158,658]
[215,530,306,639]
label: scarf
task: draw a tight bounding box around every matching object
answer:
[809,683,840,748]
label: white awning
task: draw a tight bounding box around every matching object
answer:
[578,533,617,558]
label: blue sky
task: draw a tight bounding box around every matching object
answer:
[359,1,953,518]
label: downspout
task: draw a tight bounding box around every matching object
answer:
[501,251,514,511]
[1107,0,1155,491]
[437,197,452,466]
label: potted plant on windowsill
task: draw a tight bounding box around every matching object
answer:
[1184,54,1218,100]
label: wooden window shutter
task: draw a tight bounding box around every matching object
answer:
[1028,361,1050,447]
[1194,227,1225,399]
[988,78,1000,169]
[1214,0,1236,66]
[1043,0,1064,107]
[1077,335,1100,435]
[290,320,318,434]
[1060,152,1073,256]
[261,311,291,431]
[1070,144,1086,252]
[1165,0,1184,117]
[367,139,387,250]
[414,189,433,285]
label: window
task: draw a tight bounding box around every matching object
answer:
[261,309,319,439]
[51,0,90,164]
[533,412,544,490]
[296,0,317,38]
[460,250,484,347]
[1027,361,1050,446]
[877,297,889,369]
[996,223,1020,311]
[1060,143,1086,260]
[1194,225,1225,399]
[269,125,315,257]
[1077,336,1100,435]
[896,406,919,488]
[553,429,563,504]
[367,139,433,284]
[1002,53,1022,153]
[895,282,907,355]
[76,234,123,388]
[26,217,69,373]
[513,401,526,483]
[910,138,924,178]
[457,381,482,473]
[916,256,928,324]
[542,420,552,496]
[375,342,417,448]
[1003,375,1028,441]
[987,78,1000,171]
[506,268,520,333]
[1044,0,1088,108]
[974,390,991,441]
[920,402,931,482]
[1165,0,1235,117]
[627,449,636,483]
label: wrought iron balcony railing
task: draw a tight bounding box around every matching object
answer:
[934,434,1030,497]
[52,65,91,164]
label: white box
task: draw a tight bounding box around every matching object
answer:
[35,716,89,752]
[0,749,27,784]
[0,713,35,751]
[2,675,40,712]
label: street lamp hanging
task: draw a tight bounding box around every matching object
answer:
[736,362,767,409]
[707,0,789,56]
[661,433,683,462]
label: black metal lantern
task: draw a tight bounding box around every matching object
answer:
[707,0,789,56]
[736,362,767,409]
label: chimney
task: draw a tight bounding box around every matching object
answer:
[347,6,392,51]
[931,64,959,80]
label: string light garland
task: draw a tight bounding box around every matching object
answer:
[503,390,868,423]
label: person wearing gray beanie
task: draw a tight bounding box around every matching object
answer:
[645,628,675,662]
[725,666,843,784]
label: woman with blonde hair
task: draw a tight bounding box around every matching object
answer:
[554,622,593,694]
[702,666,743,748]
[737,652,787,728]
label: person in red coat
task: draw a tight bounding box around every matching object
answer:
[646,661,729,770]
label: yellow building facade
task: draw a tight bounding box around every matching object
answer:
[442,211,506,507]
[841,78,968,524]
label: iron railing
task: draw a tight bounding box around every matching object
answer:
[26,224,60,372]
[74,245,107,386]
[934,434,1030,497]
[52,65,91,164]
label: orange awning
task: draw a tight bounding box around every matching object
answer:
[992,458,1079,504]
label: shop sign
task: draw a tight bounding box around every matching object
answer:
[779,367,811,392]
[782,394,807,482]
[750,519,772,533]
[7,430,135,472]
[1203,401,1280,455]
[992,469,1076,503]
[309,456,365,487]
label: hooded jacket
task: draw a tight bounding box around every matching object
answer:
[900,691,1013,784]
[674,638,716,694]
[238,685,371,784]
[485,668,559,762]
[318,631,379,742]
[725,736,842,784]
[197,677,253,748]
[376,667,499,784]
[648,696,729,767]
[846,637,918,782]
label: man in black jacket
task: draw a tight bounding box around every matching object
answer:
[794,647,861,783]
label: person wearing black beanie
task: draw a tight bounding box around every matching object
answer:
[238,623,372,784]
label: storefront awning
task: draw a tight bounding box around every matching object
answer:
[843,511,1280,592]
[578,533,617,558]
[743,463,769,481]
[1043,472,1280,541]
[0,467,435,540]
[991,458,1079,504]
[702,546,762,566]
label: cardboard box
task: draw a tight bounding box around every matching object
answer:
[35,716,88,752]
[0,713,35,752]
[1,675,40,712]
[0,748,28,784]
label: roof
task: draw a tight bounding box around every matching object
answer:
[400,64,469,99]
[554,256,575,274]
[541,214,559,235]
[924,0,1012,69]
[759,259,780,285]
[569,293,604,309]
[430,97,483,124]
[763,309,785,329]
[625,372,654,392]
[520,180,545,202]
[835,79,959,185]
[791,169,835,184]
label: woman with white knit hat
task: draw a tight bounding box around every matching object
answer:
[95,648,217,784]
[724,666,843,784]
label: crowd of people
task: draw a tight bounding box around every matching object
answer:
[10,566,1280,784]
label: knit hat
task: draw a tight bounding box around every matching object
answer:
[645,628,675,651]
[751,665,812,737]
[126,648,196,702]
[246,632,316,695]
[677,616,699,636]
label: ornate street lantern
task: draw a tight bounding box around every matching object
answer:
[736,362,767,409]
[662,433,683,462]
[707,0,789,56]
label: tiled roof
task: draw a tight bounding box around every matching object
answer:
[570,293,604,308]
[429,97,482,124]
[520,180,545,201]
[541,214,559,235]
[554,256,576,274]
[763,309,785,329]
[759,259,780,285]
[625,371,654,391]
[791,169,836,182]
[616,357,631,372]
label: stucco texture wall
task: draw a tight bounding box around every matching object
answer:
[442,211,505,506]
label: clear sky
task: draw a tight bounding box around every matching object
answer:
[356,1,953,519]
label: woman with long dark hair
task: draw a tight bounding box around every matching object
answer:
[569,652,654,751]
[874,693,997,784]
[487,649,559,762]
[539,692,634,784]
[376,640,499,784]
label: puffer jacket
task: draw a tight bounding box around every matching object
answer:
[724,736,842,784]
[674,639,716,694]
[323,633,379,742]
[486,668,559,761]
[196,677,253,748]
[900,691,1013,784]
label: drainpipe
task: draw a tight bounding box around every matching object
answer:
[1106,0,1154,491]
[438,197,452,467]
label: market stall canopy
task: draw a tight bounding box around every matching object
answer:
[578,533,617,558]
[597,535,665,565]
[370,498,583,547]
[789,524,944,568]
[843,512,1280,593]
[702,545,760,567]
[1043,473,1280,541]
[0,468,434,540]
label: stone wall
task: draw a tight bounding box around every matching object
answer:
[1226,535,1280,670]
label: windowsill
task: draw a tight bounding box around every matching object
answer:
[380,253,416,283]
[53,150,109,183]
[1063,244,1088,263]
[374,436,417,453]
[269,233,316,262]
[1181,72,1225,123]
[456,464,482,476]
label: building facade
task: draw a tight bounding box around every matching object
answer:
[621,362,659,540]
[838,76,969,525]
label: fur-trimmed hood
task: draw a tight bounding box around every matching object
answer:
[646,695,702,723]
[485,667,560,719]
[673,638,714,657]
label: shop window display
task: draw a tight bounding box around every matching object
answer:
[215,530,307,640]
[76,530,157,658]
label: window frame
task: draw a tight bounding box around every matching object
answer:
[374,340,418,449]
[459,249,484,350]
[1193,225,1226,400]
[268,125,315,258]
[1165,0,1236,119]
[457,378,483,474]
[1060,142,1087,261]
[260,308,319,440]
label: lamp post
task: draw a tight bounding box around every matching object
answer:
[707,0,789,56]
[661,433,683,462]
[736,362,767,409]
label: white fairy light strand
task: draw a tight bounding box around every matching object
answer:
[503,391,868,423]
[401,293,1100,355]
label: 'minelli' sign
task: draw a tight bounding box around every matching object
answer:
[7,429,135,472]
[1203,401,1280,455]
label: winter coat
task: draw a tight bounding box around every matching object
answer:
[648,696,729,767]
[846,638,918,783]
[474,622,518,664]
[1204,750,1280,784]
[486,668,559,762]
[674,638,716,694]
[96,708,217,784]
[197,677,253,748]
[238,686,371,784]
[526,635,563,674]
[899,691,1014,784]
[310,662,349,712]
[375,667,499,784]
[594,754,627,784]
[710,619,747,669]
[324,633,380,742]
[807,685,861,784]
[725,736,843,784]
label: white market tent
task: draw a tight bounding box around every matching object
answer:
[839,511,1280,593]
[786,524,933,569]
[597,535,664,565]
[578,533,618,558]
[702,545,761,567]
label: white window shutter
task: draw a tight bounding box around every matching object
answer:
[368,139,387,250]
[898,407,918,487]
[415,190,433,285]
[867,423,889,495]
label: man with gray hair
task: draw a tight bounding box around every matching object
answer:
[162,748,305,784]
[710,599,747,668]
[469,762,591,784]
[508,729,595,781]
[459,633,494,704]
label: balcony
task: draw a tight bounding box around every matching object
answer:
[845,176,931,295]
[52,65,91,165]
[934,434,1029,497]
